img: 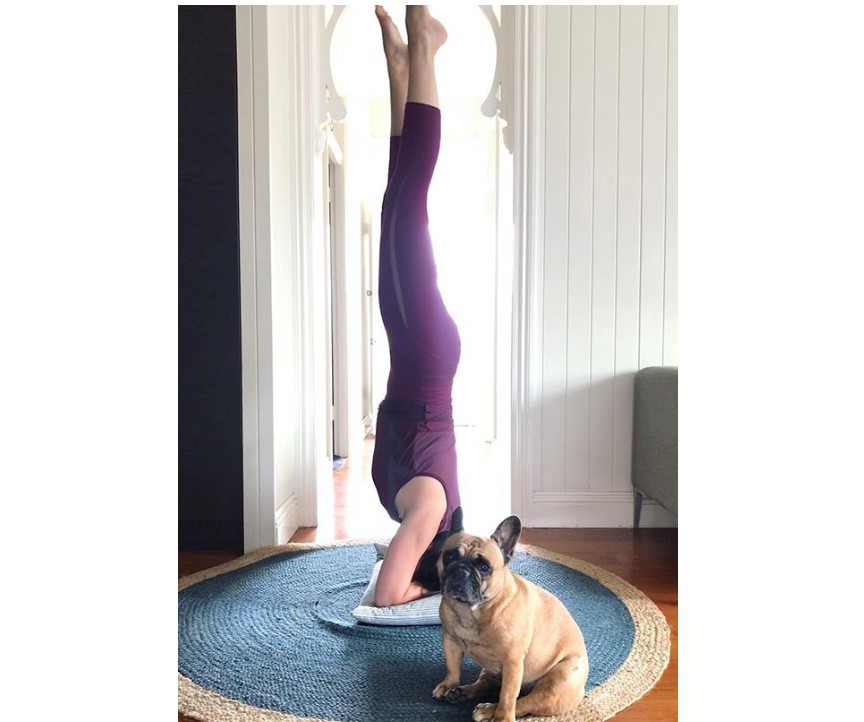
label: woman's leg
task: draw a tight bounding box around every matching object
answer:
[375,6,407,335]
[406,5,447,108]
[374,6,408,139]
[375,5,446,134]
[381,7,454,344]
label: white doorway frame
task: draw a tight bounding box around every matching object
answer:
[235,5,537,551]
[502,5,537,520]
[325,129,351,458]
[236,5,331,552]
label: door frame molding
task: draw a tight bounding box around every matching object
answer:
[235,4,550,549]
[507,5,541,521]
[236,5,329,552]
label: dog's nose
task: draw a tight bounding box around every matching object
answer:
[450,564,471,579]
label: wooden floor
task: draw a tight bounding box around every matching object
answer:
[179,441,677,721]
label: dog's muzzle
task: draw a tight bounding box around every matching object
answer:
[441,562,482,604]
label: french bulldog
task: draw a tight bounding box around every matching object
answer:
[432,515,589,721]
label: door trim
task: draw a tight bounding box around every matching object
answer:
[236,6,329,552]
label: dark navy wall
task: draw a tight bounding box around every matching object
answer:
[178,6,243,551]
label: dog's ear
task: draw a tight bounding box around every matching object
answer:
[412,506,467,591]
[449,505,464,535]
[412,535,445,591]
[491,515,522,565]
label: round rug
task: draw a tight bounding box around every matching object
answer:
[179,541,670,722]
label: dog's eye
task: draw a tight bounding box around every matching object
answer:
[443,549,460,564]
[476,560,491,575]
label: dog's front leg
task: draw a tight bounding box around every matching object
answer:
[432,632,464,699]
[472,657,524,722]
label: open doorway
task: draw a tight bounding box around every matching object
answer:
[323,4,512,536]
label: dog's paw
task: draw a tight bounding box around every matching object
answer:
[433,682,453,700]
[445,686,468,704]
[472,703,498,722]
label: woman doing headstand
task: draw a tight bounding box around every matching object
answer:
[371,5,462,607]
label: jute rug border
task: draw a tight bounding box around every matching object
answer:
[179,540,671,722]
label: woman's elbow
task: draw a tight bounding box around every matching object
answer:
[374,587,401,607]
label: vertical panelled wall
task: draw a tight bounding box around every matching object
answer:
[523,6,677,527]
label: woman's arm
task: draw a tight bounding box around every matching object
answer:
[374,534,430,605]
[373,476,446,606]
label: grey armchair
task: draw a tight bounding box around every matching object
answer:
[632,366,678,527]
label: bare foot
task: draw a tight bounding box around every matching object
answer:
[405,5,447,54]
[375,6,408,75]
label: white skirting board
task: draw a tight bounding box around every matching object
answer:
[525,491,677,528]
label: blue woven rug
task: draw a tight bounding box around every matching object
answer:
[178,542,670,722]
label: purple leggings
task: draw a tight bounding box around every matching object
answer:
[371,102,462,532]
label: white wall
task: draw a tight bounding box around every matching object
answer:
[517,6,677,527]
